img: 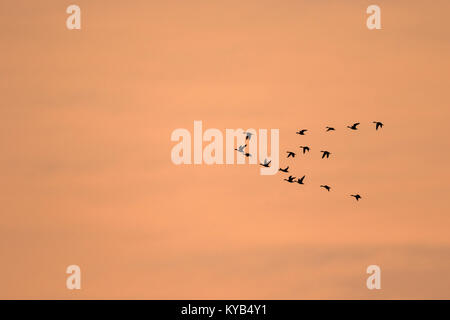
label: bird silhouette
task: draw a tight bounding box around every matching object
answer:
[320,150,331,159]
[296,129,308,135]
[279,166,289,173]
[244,132,254,140]
[234,144,247,153]
[297,175,305,184]
[326,126,335,132]
[287,151,296,158]
[347,123,360,130]
[373,121,383,130]
[320,185,331,191]
[284,175,296,183]
[351,194,362,201]
[299,146,310,154]
[260,158,271,167]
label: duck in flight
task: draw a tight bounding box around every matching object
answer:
[234,144,247,153]
[373,121,383,130]
[284,175,296,183]
[279,166,289,173]
[321,150,331,159]
[347,123,360,130]
[326,126,335,132]
[351,194,362,201]
[296,129,308,135]
[260,159,271,168]
[297,175,305,185]
[244,132,254,141]
[287,151,296,158]
[320,185,331,192]
[299,146,310,154]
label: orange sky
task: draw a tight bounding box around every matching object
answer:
[1,0,450,299]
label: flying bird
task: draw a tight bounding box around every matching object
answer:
[296,129,308,135]
[244,132,254,140]
[320,185,331,192]
[326,126,335,132]
[260,159,271,168]
[284,175,296,183]
[299,146,310,154]
[373,121,383,130]
[347,123,360,130]
[297,175,305,184]
[234,144,247,153]
[351,194,362,201]
[320,150,331,159]
[287,151,296,158]
[279,166,289,173]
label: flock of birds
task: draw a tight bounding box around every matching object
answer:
[235,121,384,202]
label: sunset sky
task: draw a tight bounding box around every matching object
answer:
[1,0,450,299]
